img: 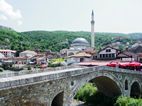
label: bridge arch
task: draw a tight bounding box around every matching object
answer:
[90,76,122,97]
[130,81,141,98]
[72,73,122,98]
[51,91,64,106]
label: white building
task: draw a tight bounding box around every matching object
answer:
[20,50,37,58]
[0,50,16,57]
[67,52,92,64]
[96,46,120,60]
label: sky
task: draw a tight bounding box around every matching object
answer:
[0,0,142,33]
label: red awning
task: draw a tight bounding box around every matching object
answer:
[106,61,119,67]
[119,62,129,67]
[128,61,141,67]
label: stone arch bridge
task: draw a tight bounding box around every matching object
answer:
[0,66,142,106]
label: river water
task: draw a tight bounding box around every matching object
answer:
[72,100,93,106]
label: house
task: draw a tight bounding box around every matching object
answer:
[117,51,137,62]
[137,53,142,63]
[67,51,92,64]
[20,50,37,58]
[30,53,46,65]
[60,49,68,57]
[129,44,142,53]
[13,57,28,64]
[96,46,120,60]
[0,49,16,57]
[1,57,28,65]
[45,49,61,59]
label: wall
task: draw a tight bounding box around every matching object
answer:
[0,66,141,106]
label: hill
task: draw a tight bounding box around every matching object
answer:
[0,26,141,52]
[129,33,142,40]
[0,26,23,50]
[21,31,92,51]
[21,31,131,51]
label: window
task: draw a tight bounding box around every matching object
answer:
[112,54,115,58]
[140,58,142,62]
[106,49,111,52]
[103,54,105,58]
[80,58,84,62]
[100,54,102,58]
[109,54,112,58]
[125,80,128,90]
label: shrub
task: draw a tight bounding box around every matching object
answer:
[0,67,3,72]
[114,97,142,106]
[75,83,97,103]
[48,58,65,67]
[9,67,23,71]
[75,83,142,106]
[48,62,60,67]
[2,64,9,70]
[27,66,31,70]
[75,83,117,106]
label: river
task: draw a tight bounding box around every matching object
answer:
[72,100,93,106]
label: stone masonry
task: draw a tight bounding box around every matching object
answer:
[0,66,141,106]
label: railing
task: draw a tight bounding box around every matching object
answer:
[0,65,86,78]
[97,66,142,75]
[0,65,142,78]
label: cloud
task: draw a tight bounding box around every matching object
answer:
[0,0,23,25]
[0,14,7,20]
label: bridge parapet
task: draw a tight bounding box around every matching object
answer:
[0,66,142,106]
[0,66,141,91]
[98,66,142,75]
[0,65,141,79]
[0,66,85,78]
[0,67,91,90]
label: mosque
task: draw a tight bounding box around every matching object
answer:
[67,10,95,56]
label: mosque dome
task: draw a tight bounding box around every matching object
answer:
[71,38,90,47]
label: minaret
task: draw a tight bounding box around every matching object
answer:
[91,10,95,48]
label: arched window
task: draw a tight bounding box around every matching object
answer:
[125,80,128,90]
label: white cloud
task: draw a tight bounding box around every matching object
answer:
[0,0,23,25]
[0,14,7,20]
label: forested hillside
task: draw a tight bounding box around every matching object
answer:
[0,27,22,50]
[0,26,140,52]
[21,31,133,51]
